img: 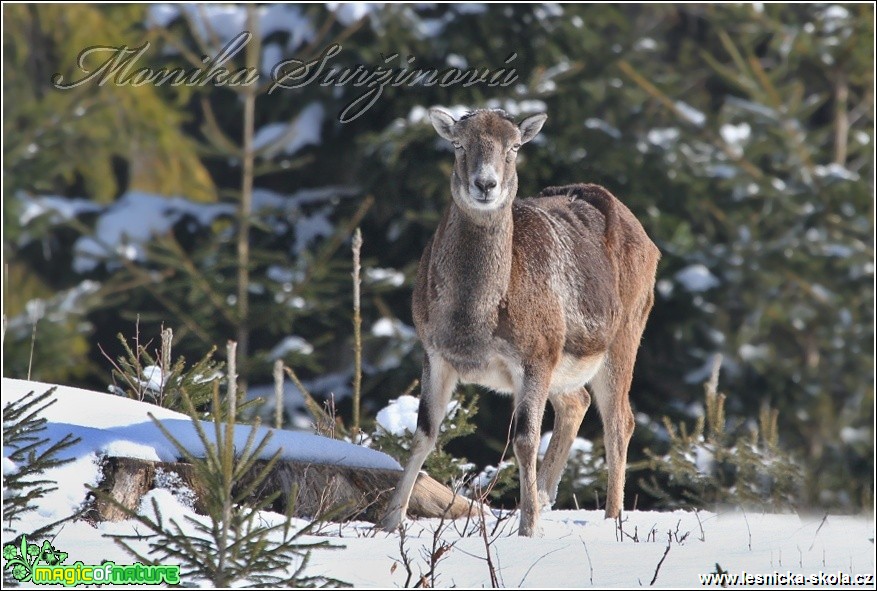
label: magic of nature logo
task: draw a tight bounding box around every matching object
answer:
[3,534,181,586]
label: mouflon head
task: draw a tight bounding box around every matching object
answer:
[429,107,547,215]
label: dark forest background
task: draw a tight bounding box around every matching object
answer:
[3,3,873,512]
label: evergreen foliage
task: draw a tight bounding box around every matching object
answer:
[100,356,341,587]
[465,460,520,506]
[5,3,872,513]
[2,280,99,384]
[637,357,802,511]
[371,391,479,486]
[105,325,222,413]
[3,4,216,203]
[2,388,80,539]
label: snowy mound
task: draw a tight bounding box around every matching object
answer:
[2,379,874,587]
[2,378,401,471]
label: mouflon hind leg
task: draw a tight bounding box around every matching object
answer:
[537,387,591,508]
[590,326,641,518]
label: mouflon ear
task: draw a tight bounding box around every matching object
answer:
[429,107,458,142]
[519,113,547,144]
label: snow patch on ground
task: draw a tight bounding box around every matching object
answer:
[2,378,401,471]
[36,454,102,520]
[4,378,873,587]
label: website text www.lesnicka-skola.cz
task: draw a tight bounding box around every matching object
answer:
[698,570,874,586]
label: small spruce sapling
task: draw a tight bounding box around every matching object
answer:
[103,325,260,420]
[372,390,479,485]
[2,388,80,539]
[637,355,802,510]
[97,342,342,587]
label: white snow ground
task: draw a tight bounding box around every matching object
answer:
[2,378,874,588]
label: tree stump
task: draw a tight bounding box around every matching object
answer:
[87,456,475,524]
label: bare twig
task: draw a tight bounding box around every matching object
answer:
[235,6,262,389]
[490,507,517,539]
[649,531,672,586]
[99,342,137,399]
[99,318,157,402]
[217,339,237,583]
[808,513,828,552]
[707,353,722,397]
[351,228,363,437]
[740,506,752,551]
[133,317,143,399]
[833,73,849,164]
[479,496,500,588]
[580,538,594,585]
[695,510,706,542]
[476,413,516,503]
[393,524,415,587]
[273,359,284,429]
[322,395,339,439]
[226,341,238,422]
[518,547,564,586]
[419,513,455,588]
[27,318,37,381]
[159,327,173,406]
[282,365,343,438]
[672,518,690,544]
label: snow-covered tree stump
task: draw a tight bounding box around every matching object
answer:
[88,456,474,523]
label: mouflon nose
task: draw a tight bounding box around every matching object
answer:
[474,176,497,194]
